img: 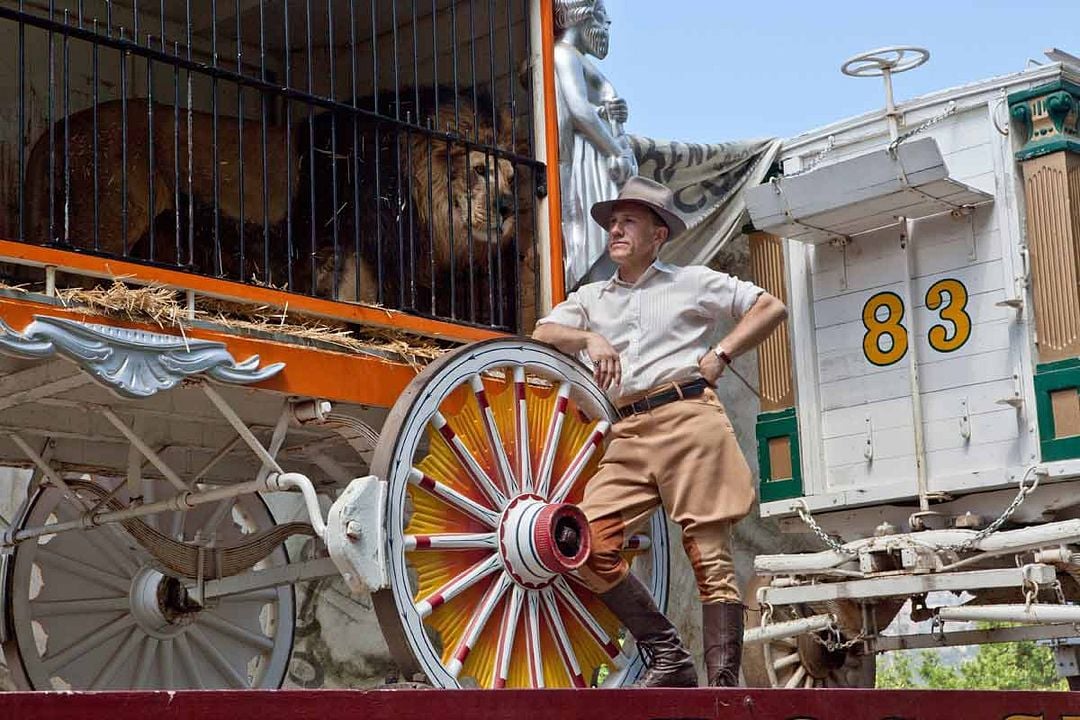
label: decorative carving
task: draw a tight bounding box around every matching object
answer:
[749,231,794,410]
[0,314,284,398]
[1019,151,1080,362]
[1009,80,1080,161]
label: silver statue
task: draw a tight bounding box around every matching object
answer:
[554,0,637,288]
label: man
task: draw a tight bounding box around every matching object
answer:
[553,0,638,288]
[533,176,787,688]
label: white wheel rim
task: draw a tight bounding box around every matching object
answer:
[4,479,295,690]
[841,46,930,77]
[373,339,670,688]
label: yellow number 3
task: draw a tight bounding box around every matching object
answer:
[862,292,908,366]
[925,278,971,353]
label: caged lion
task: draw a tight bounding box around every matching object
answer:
[308,86,525,326]
[23,87,528,327]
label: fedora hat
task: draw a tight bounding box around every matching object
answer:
[590,176,687,239]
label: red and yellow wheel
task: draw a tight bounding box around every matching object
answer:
[371,339,670,688]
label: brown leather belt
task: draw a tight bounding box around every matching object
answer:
[616,378,709,419]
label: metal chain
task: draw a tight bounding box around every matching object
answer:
[794,500,858,555]
[888,100,957,154]
[809,622,866,652]
[944,465,1042,552]
[787,135,835,178]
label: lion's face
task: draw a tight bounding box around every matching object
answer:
[409,104,517,270]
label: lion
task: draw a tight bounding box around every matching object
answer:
[309,86,521,325]
[24,98,297,276]
[25,87,525,325]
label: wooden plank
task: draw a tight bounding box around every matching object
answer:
[2,687,1080,720]
[827,454,919,491]
[824,421,915,467]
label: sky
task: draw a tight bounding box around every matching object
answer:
[601,0,1080,144]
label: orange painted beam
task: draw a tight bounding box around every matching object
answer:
[540,0,566,307]
[0,293,420,408]
[0,239,505,344]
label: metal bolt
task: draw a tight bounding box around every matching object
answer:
[345,521,363,541]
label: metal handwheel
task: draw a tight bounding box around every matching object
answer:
[370,338,670,688]
[841,46,930,77]
[2,477,295,690]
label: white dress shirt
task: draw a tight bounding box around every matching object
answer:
[536,260,764,403]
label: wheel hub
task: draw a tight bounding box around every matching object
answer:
[129,566,202,639]
[497,494,590,589]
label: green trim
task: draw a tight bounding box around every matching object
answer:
[1007,79,1080,106]
[1014,138,1080,161]
[756,407,803,503]
[1034,359,1080,462]
[1009,79,1080,161]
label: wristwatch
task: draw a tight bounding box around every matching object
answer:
[713,346,732,365]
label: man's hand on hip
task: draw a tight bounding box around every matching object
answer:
[585,333,622,390]
[699,350,726,386]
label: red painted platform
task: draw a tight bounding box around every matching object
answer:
[0,689,1077,720]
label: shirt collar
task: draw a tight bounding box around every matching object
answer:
[601,259,677,293]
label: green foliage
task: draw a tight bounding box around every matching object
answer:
[876,625,1067,690]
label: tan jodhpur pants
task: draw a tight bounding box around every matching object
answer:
[576,387,755,604]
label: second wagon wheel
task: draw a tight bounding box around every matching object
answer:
[371,338,670,688]
[2,476,294,690]
[753,598,876,689]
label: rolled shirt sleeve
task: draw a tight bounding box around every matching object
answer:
[536,290,590,330]
[697,267,765,321]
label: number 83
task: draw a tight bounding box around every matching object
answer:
[862,278,971,367]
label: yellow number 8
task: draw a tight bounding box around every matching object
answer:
[862,291,908,366]
[925,278,971,353]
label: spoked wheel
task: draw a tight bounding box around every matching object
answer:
[371,338,670,689]
[759,602,875,689]
[2,477,295,690]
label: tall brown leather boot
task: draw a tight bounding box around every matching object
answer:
[702,602,743,687]
[599,573,698,688]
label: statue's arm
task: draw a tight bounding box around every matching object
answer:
[553,44,625,158]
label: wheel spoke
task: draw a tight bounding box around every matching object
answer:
[446,573,512,678]
[35,547,132,594]
[133,637,159,689]
[201,611,275,652]
[552,578,620,661]
[524,590,545,688]
[772,650,801,672]
[89,627,142,689]
[203,497,238,537]
[408,468,498,527]
[803,673,814,688]
[513,366,533,494]
[54,501,140,575]
[785,663,808,689]
[404,532,497,551]
[535,382,571,499]
[160,639,176,690]
[623,534,651,551]
[491,585,526,689]
[43,614,136,674]
[175,634,205,688]
[415,555,501,619]
[31,596,130,618]
[539,587,586,687]
[188,625,249,689]
[431,411,507,509]
[470,374,518,497]
[549,420,610,504]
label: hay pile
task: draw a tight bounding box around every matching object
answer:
[46,279,447,367]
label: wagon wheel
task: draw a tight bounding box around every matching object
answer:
[2,476,295,690]
[371,338,670,689]
[754,600,876,689]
